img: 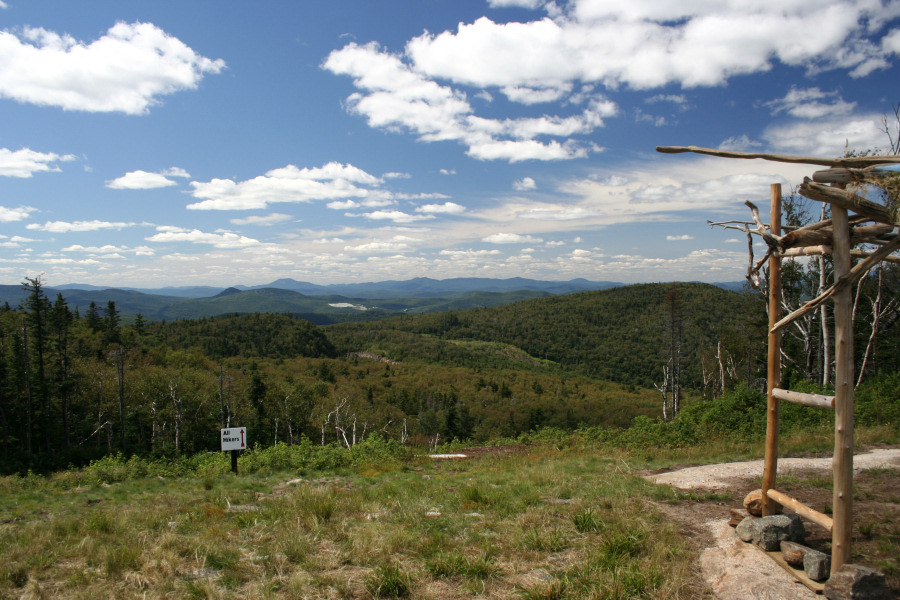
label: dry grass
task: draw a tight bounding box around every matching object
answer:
[0,446,699,599]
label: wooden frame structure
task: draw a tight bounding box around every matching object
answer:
[657,146,900,575]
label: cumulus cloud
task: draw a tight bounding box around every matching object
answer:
[322,42,614,162]
[187,162,382,210]
[513,176,537,190]
[667,234,695,241]
[353,210,434,223]
[321,1,898,165]
[229,213,293,226]
[27,220,135,232]
[440,249,502,257]
[482,232,543,243]
[344,239,413,253]
[764,87,856,119]
[0,22,225,114]
[763,115,888,156]
[106,167,190,189]
[415,201,466,214]
[410,2,897,91]
[0,147,77,177]
[146,226,261,248]
[0,205,38,222]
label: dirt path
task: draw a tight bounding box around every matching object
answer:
[643,448,900,600]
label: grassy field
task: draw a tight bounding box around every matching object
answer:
[0,445,703,600]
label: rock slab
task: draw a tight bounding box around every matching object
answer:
[738,514,806,551]
[824,564,893,600]
[803,549,831,582]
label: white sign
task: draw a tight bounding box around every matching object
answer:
[221,427,247,451]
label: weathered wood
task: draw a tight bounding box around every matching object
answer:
[812,167,853,183]
[750,545,827,594]
[781,245,900,264]
[655,145,900,168]
[763,184,782,517]
[771,388,834,409]
[780,223,895,249]
[766,488,834,532]
[771,237,900,332]
[831,203,854,575]
[799,179,896,225]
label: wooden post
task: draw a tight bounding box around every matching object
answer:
[231,449,239,474]
[831,203,854,573]
[762,183,782,516]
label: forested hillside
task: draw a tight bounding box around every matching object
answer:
[327,282,768,389]
[2,275,898,475]
[0,279,659,474]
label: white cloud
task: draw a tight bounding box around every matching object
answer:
[0,147,77,177]
[667,234,695,241]
[440,168,456,175]
[322,41,610,162]
[0,22,225,114]
[513,177,537,190]
[520,207,596,220]
[646,94,688,106]
[764,87,856,119]
[440,249,502,257]
[187,162,381,210]
[382,171,410,179]
[229,213,293,226]
[107,169,187,189]
[27,220,135,232]
[763,114,888,156]
[483,232,543,244]
[0,205,37,222]
[718,135,763,152]
[407,3,898,94]
[884,29,900,53]
[328,200,361,210]
[354,210,434,223]
[415,201,466,214]
[344,240,413,253]
[146,226,261,248]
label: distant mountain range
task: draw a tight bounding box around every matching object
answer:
[0,277,749,324]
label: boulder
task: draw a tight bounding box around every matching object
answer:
[780,540,811,567]
[803,550,831,582]
[736,516,762,542]
[824,564,893,600]
[756,514,805,551]
[744,489,765,516]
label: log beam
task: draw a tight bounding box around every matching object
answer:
[655,145,900,168]
[799,179,896,225]
[766,488,834,532]
[771,388,835,409]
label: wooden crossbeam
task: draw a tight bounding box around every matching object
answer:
[766,488,834,532]
[771,388,834,409]
[655,145,900,168]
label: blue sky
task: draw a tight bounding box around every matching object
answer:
[1,0,899,288]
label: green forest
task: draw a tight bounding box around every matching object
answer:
[1,269,899,475]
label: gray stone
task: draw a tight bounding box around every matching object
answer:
[736,516,761,542]
[756,514,806,551]
[824,564,893,600]
[803,549,831,581]
[780,540,811,567]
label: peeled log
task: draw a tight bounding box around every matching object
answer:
[799,180,895,225]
